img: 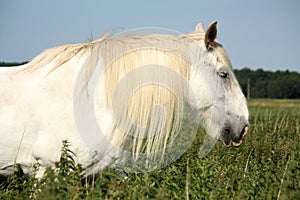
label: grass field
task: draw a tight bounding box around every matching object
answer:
[1,99,299,199]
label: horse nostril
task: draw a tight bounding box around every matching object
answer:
[232,125,249,147]
[241,125,249,138]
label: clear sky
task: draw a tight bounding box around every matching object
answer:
[0,0,299,72]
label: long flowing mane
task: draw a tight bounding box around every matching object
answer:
[99,34,193,168]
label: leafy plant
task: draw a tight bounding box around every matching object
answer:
[0,99,299,199]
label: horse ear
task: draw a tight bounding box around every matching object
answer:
[205,21,217,50]
[195,23,205,33]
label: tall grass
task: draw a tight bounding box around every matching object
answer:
[1,99,299,199]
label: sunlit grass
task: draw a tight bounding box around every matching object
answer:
[249,98,300,109]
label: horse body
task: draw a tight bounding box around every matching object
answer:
[0,22,249,177]
[0,60,76,176]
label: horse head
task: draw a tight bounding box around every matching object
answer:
[188,22,249,147]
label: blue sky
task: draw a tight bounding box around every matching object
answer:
[0,0,299,72]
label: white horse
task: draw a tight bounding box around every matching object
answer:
[0,22,249,178]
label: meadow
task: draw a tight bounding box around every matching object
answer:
[1,99,299,199]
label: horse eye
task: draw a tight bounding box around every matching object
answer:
[218,71,229,79]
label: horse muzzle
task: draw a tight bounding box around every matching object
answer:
[220,121,249,147]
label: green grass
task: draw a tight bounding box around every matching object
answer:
[1,99,300,199]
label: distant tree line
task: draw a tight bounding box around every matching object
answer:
[0,61,28,67]
[234,68,300,99]
[0,62,299,99]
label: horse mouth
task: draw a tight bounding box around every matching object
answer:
[221,126,248,147]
